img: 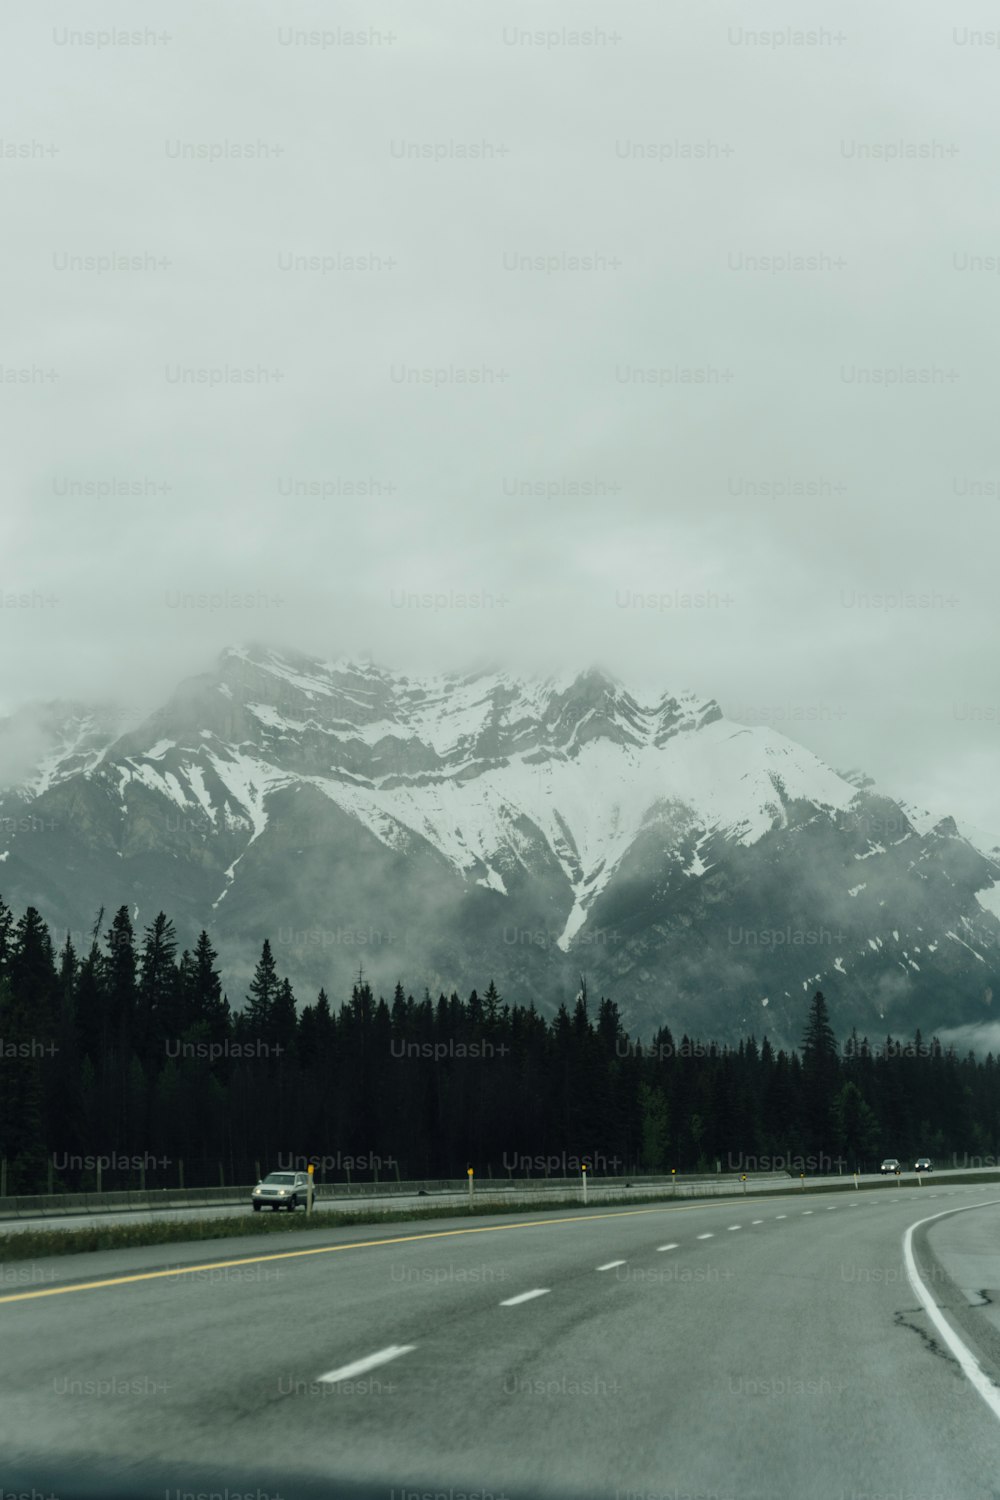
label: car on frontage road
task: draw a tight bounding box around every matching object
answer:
[879,1158,901,1175]
[914,1157,932,1172]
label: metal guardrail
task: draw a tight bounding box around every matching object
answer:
[0,1186,248,1220]
[3,1169,995,1226]
[0,1172,793,1222]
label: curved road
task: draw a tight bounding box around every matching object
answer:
[3,1182,1000,1499]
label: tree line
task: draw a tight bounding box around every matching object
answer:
[0,897,997,1193]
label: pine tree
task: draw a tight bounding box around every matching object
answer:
[833,1081,879,1171]
[58,932,77,989]
[596,996,624,1055]
[243,938,279,1041]
[764,1049,798,1159]
[0,971,48,1191]
[137,912,178,1064]
[802,990,837,1062]
[104,905,138,1060]
[801,991,839,1166]
[483,979,501,1027]
[0,895,14,976]
[48,934,83,1163]
[188,931,229,1044]
[314,987,333,1043]
[638,1081,670,1170]
[9,906,59,1039]
[273,977,298,1054]
[74,941,109,1068]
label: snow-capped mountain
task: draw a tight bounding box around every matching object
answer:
[2,645,998,1046]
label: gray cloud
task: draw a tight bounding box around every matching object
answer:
[2,0,999,835]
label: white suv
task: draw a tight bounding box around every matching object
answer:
[251,1170,313,1211]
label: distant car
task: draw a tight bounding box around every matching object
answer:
[914,1157,932,1172]
[251,1170,313,1211]
[880,1158,901,1175]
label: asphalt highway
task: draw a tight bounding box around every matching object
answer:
[3,1181,1000,1500]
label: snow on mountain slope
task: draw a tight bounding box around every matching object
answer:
[90,646,859,937]
[976,883,1000,923]
[3,643,1000,1048]
[898,797,1000,921]
[0,652,977,942]
[3,647,857,946]
[0,701,143,795]
[300,715,857,949]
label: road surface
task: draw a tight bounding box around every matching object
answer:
[3,1181,1000,1499]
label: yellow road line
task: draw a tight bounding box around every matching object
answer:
[0,1196,797,1306]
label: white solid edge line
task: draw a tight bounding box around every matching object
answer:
[902,1197,1000,1426]
[319,1344,415,1383]
[597,1261,626,1271]
[500,1288,551,1306]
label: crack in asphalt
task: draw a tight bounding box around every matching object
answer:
[893,1307,962,1370]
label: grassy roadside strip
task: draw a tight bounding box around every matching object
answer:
[0,1194,622,1261]
[3,1172,998,1261]
[0,1193,659,1261]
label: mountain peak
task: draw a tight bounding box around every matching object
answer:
[2,640,998,1047]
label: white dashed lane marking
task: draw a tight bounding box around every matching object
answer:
[319,1345,415,1384]
[500,1289,550,1306]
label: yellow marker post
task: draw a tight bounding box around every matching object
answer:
[800,1173,805,1191]
[741,1174,747,1196]
[467,1165,474,1205]
[307,1162,315,1216]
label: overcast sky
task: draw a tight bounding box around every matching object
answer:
[3,0,999,836]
